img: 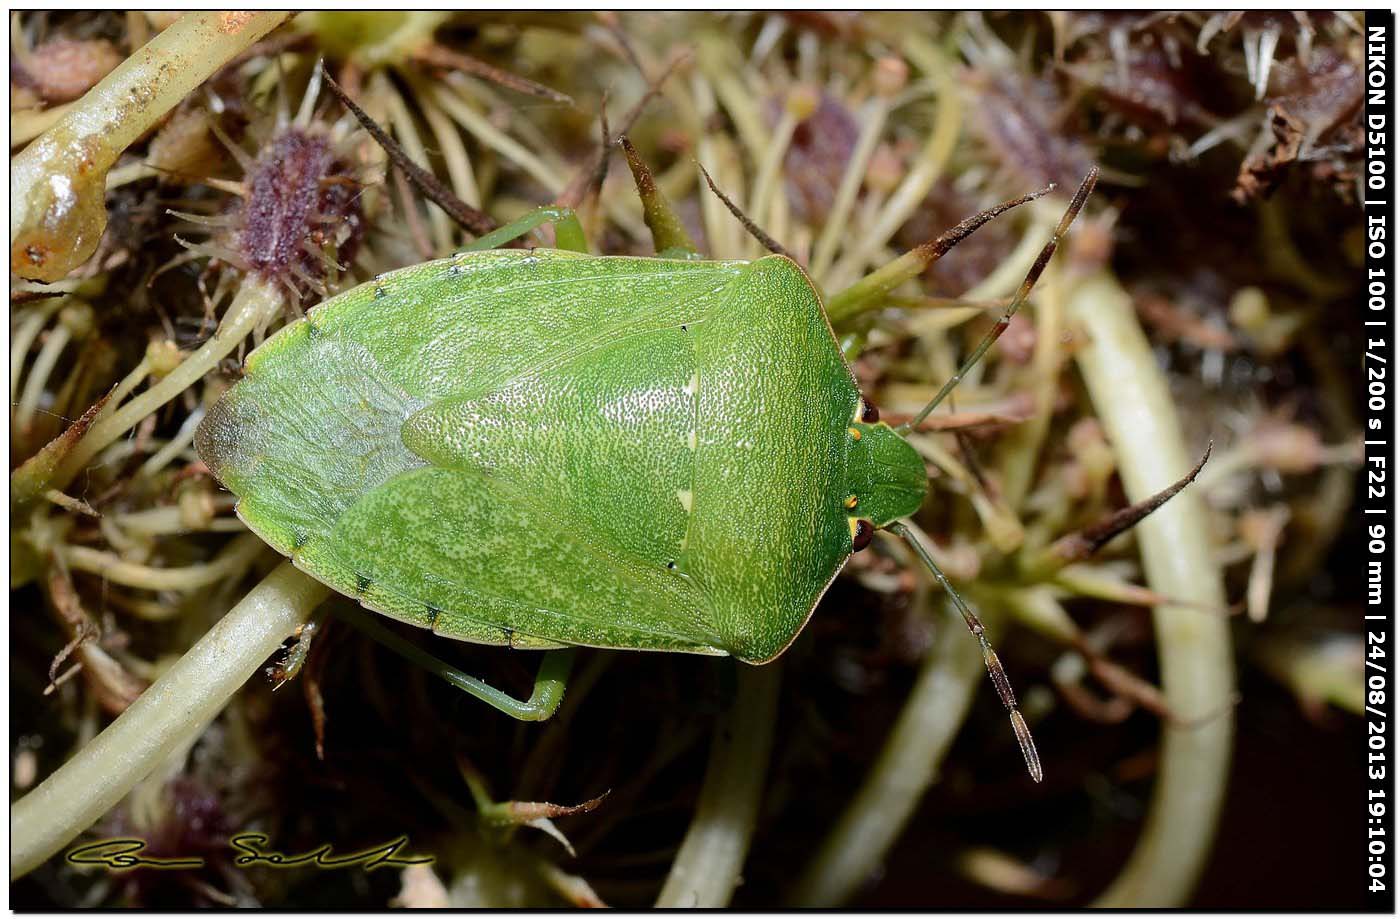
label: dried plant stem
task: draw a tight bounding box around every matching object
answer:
[998,258,1064,508]
[11,562,330,879]
[1068,271,1234,907]
[411,75,483,208]
[698,37,767,163]
[655,662,780,908]
[827,38,960,289]
[809,93,891,279]
[788,600,988,907]
[746,102,800,258]
[432,78,565,196]
[688,75,745,258]
[381,78,453,252]
[36,277,284,501]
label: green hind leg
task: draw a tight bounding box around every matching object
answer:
[464,206,589,254]
[337,604,577,722]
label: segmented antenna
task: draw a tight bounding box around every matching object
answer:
[878,169,1100,779]
[887,520,1042,783]
[898,166,1100,435]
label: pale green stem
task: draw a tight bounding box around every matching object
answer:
[43,489,96,517]
[105,161,158,190]
[95,357,152,424]
[655,662,781,908]
[15,322,70,433]
[11,562,330,878]
[99,509,145,555]
[907,434,1023,552]
[143,516,248,537]
[959,213,1051,302]
[111,498,240,536]
[10,100,73,148]
[788,601,987,907]
[57,532,266,592]
[137,407,204,478]
[1005,585,1082,646]
[1069,271,1234,908]
[38,277,283,500]
[1254,631,1364,716]
[106,593,205,623]
[11,299,63,392]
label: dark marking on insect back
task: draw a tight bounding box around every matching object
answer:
[852,520,874,552]
[860,401,879,423]
[355,573,372,595]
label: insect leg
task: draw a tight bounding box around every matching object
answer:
[896,167,1099,435]
[267,619,321,688]
[336,604,578,722]
[885,520,1043,783]
[462,206,589,254]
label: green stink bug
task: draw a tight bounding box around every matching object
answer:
[195,168,1098,783]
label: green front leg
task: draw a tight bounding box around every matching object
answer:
[464,206,589,254]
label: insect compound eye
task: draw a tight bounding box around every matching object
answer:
[860,401,880,423]
[852,520,875,552]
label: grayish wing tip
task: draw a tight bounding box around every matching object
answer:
[194,389,255,488]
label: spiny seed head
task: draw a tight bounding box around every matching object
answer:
[237,128,365,293]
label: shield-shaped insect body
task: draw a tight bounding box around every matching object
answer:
[195,249,928,664]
